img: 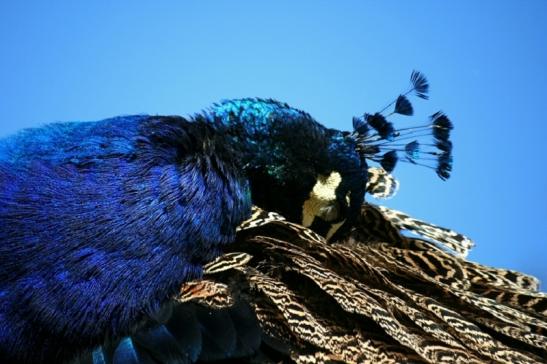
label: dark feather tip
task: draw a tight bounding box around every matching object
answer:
[436,139,453,153]
[405,140,420,160]
[436,151,453,180]
[431,112,453,130]
[431,112,453,142]
[364,113,381,128]
[410,70,429,99]
[433,129,450,142]
[382,124,396,141]
[352,116,369,136]
[365,113,395,141]
[394,95,414,116]
[380,150,398,172]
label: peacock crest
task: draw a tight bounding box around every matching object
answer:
[350,71,453,180]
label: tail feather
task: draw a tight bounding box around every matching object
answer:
[78,205,546,363]
[373,204,474,257]
[463,261,541,292]
[470,284,547,317]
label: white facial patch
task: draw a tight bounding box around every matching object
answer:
[302,171,347,240]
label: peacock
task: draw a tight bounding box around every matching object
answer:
[1,72,544,363]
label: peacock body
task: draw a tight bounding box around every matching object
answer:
[2,72,543,364]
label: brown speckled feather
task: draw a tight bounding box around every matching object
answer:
[178,204,546,363]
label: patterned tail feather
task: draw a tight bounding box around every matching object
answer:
[80,205,546,363]
[470,284,547,317]
[222,206,544,363]
[373,204,474,257]
[331,244,543,363]
[463,260,541,292]
[253,239,473,363]
[354,237,547,333]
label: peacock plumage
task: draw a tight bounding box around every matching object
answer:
[77,169,547,364]
[1,71,545,363]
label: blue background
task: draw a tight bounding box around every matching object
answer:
[1,1,545,285]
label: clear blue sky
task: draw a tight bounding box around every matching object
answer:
[1,1,546,285]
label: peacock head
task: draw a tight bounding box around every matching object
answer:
[207,71,453,240]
